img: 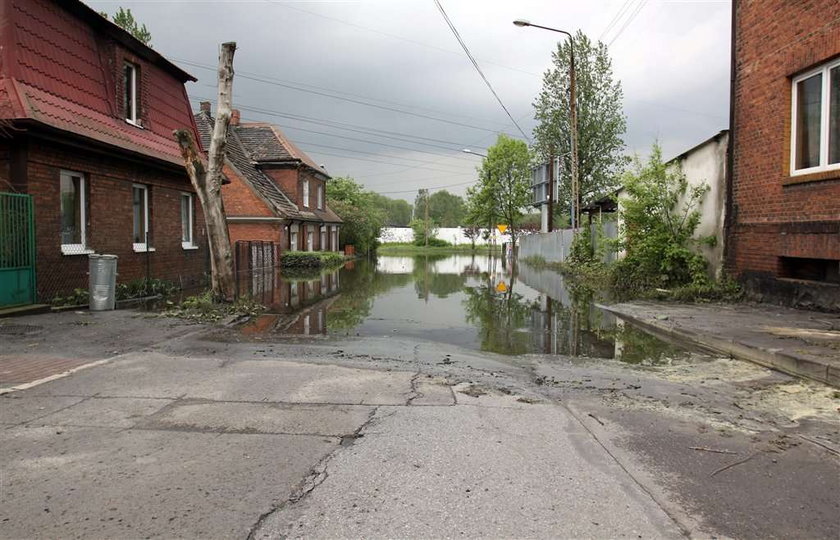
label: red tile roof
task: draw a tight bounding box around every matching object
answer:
[0,0,199,166]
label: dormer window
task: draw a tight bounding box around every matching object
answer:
[124,62,139,125]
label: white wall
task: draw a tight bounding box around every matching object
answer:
[378,227,504,246]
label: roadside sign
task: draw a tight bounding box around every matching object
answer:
[495,281,508,293]
[497,224,508,234]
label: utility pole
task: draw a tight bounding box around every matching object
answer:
[569,44,580,230]
[512,20,579,231]
[424,189,429,249]
[547,146,555,232]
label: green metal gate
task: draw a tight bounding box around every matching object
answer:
[0,193,36,307]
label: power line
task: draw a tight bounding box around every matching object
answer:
[599,0,635,42]
[291,139,473,172]
[182,59,509,134]
[190,95,490,150]
[176,57,513,129]
[432,0,531,142]
[375,178,479,195]
[274,2,541,78]
[608,0,648,46]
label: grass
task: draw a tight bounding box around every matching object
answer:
[377,243,501,255]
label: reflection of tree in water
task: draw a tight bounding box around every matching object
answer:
[462,278,538,355]
[412,257,466,299]
[327,258,412,330]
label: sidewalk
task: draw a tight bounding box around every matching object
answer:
[600,301,840,387]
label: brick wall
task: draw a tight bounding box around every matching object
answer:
[24,137,208,300]
[220,165,275,218]
[729,0,840,308]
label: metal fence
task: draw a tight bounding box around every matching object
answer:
[518,228,579,263]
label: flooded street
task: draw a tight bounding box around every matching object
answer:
[242,254,707,366]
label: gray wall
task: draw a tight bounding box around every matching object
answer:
[518,228,579,263]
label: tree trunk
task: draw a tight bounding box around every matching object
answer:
[174,42,237,301]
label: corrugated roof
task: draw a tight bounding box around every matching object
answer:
[0,0,199,166]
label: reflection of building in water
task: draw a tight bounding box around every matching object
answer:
[528,295,616,358]
[238,268,341,313]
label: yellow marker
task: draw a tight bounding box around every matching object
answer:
[497,224,508,234]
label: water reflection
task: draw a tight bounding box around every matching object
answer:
[236,255,702,364]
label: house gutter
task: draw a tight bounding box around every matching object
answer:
[723,0,737,274]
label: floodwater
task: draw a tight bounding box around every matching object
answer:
[240,254,703,364]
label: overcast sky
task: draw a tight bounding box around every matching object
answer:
[88,0,731,203]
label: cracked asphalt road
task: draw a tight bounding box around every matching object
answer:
[1,310,838,539]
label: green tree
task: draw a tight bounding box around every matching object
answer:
[370,194,412,226]
[327,176,386,254]
[414,190,466,227]
[100,7,152,45]
[466,134,531,250]
[611,143,710,294]
[533,31,626,210]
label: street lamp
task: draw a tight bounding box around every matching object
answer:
[462,148,487,158]
[513,18,580,230]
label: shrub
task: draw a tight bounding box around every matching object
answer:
[165,290,266,322]
[280,251,344,268]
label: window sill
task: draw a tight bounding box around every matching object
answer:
[132,244,155,253]
[182,242,199,251]
[61,246,95,256]
[785,168,840,186]
[125,119,144,129]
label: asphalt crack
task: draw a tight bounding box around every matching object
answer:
[245,406,384,540]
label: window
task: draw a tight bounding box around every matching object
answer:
[290,224,299,250]
[181,193,197,249]
[791,59,840,174]
[320,225,327,250]
[306,225,314,251]
[317,184,323,210]
[60,170,90,254]
[302,179,310,207]
[132,184,153,252]
[124,62,140,125]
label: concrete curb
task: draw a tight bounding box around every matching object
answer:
[598,304,839,388]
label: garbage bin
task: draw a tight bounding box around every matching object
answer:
[89,254,118,311]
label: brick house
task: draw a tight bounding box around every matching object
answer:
[0,0,206,306]
[727,0,840,310]
[194,104,342,253]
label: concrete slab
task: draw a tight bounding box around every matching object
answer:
[0,395,86,425]
[410,376,456,405]
[0,426,336,539]
[35,397,173,428]
[601,302,840,387]
[26,353,415,405]
[140,401,374,436]
[255,404,683,539]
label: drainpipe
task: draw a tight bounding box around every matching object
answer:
[723,0,737,275]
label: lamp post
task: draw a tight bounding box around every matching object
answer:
[462,149,496,250]
[513,19,580,230]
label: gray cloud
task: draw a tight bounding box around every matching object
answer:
[89,0,731,202]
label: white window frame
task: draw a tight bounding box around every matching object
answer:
[306,225,314,251]
[59,170,93,256]
[180,192,198,250]
[790,57,840,176]
[302,179,310,208]
[132,183,154,252]
[317,183,323,210]
[124,62,141,127]
[320,225,327,251]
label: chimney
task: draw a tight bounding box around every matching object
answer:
[231,109,241,126]
[199,101,211,113]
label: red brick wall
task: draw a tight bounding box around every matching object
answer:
[220,165,274,218]
[228,222,283,246]
[729,0,840,285]
[263,167,299,204]
[24,138,207,300]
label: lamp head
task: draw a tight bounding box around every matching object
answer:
[513,19,531,27]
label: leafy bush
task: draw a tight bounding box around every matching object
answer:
[609,143,713,298]
[51,288,89,307]
[281,251,344,268]
[115,278,178,300]
[410,218,439,246]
